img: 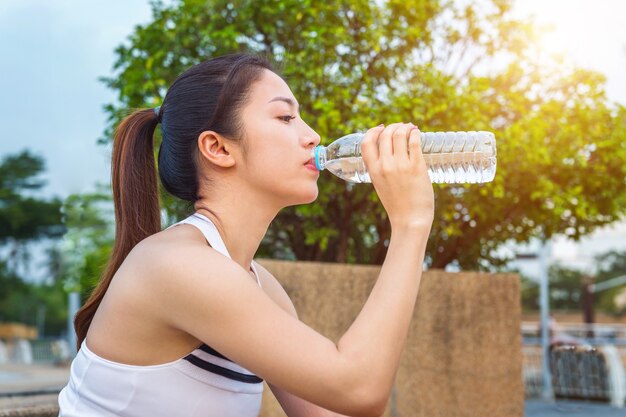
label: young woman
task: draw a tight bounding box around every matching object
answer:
[58,53,434,417]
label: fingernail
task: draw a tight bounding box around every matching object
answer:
[377,124,384,127]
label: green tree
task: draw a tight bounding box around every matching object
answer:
[519,265,583,312]
[519,275,539,311]
[549,265,584,312]
[57,186,115,303]
[0,259,31,322]
[0,258,70,336]
[518,249,626,317]
[0,186,116,336]
[98,0,626,270]
[594,249,626,316]
[0,150,67,335]
[0,150,66,272]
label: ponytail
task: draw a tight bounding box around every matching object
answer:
[74,108,161,350]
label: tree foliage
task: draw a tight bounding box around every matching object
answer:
[594,249,626,316]
[520,249,626,316]
[57,187,115,303]
[0,150,66,272]
[98,0,626,270]
[0,150,67,335]
[0,261,69,336]
[519,265,583,312]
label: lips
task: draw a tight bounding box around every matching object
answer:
[304,157,318,172]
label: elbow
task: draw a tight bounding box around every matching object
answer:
[343,380,389,417]
[350,395,388,417]
[330,348,391,416]
[355,400,387,417]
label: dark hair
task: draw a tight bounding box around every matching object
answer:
[74,53,276,349]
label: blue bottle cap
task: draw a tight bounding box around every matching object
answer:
[314,146,322,171]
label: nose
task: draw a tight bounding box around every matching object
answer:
[302,123,321,148]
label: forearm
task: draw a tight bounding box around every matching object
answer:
[337,225,429,395]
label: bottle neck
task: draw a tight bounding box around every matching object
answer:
[313,145,327,171]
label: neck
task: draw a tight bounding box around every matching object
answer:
[194,189,279,273]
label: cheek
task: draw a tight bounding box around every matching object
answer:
[241,122,311,186]
[241,149,289,189]
[244,131,293,171]
[244,146,280,174]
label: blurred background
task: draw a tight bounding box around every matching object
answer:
[0,0,625,415]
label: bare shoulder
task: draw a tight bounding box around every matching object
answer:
[128,223,243,290]
[124,227,297,325]
[118,225,246,312]
[252,261,298,319]
[130,226,303,331]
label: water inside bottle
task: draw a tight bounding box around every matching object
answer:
[325,157,369,183]
[324,153,496,184]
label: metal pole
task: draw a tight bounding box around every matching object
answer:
[582,275,595,339]
[539,238,554,401]
[68,292,81,357]
[36,305,46,338]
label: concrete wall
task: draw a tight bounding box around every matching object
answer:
[255,259,523,417]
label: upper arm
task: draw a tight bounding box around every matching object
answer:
[252,261,298,318]
[146,247,376,415]
[253,262,346,417]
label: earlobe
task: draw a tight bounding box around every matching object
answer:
[197,131,236,168]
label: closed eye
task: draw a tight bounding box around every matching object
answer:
[279,115,296,123]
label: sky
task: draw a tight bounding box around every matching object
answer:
[513,0,626,104]
[0,0,155,198]
[0,0,625,280]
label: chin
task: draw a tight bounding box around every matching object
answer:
[304,183,319,202]
[303,192,318,204]
[287,184,318,206]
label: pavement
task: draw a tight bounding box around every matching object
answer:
[525,399,625,416]
[0,363,69,411]
[0,363,69,395]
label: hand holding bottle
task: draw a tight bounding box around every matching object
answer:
[360,123,435,232]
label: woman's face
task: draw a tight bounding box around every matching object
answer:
[238,69,321,207]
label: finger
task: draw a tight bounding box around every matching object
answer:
[392,123,412,163]
[379,123,403,167]
[408,126,423,162]
[360,124,384,165]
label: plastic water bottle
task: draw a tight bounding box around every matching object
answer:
[312,131,496,184]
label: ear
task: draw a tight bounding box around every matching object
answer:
[197,130,237,168]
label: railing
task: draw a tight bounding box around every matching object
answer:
[0,338,71,365]
[30,339,71,364]
[522,322,626,408]
[522,322,626,343]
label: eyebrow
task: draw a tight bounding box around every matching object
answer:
[268,96,300,111]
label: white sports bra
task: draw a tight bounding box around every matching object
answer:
[57,212,264,417]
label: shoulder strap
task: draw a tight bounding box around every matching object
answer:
[166,213,262,288]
